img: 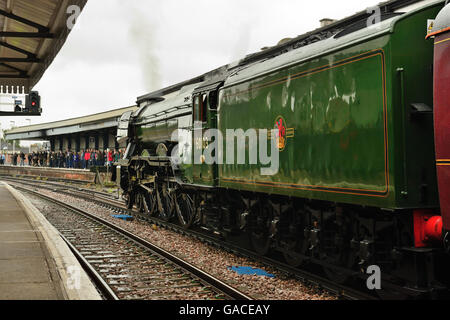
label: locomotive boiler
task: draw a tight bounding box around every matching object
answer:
[116,0,450,298]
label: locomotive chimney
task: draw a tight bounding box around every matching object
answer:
[320,18,336,27]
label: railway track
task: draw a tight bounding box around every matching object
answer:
[3,176,377,300]
[12,184,251,300]
[0,173,89,186]
[0,174,117,200]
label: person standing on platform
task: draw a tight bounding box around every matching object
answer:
[62,151,66,168]
[76,152,80,169]
[66,151,69,168]
[107,149,112,167]
[89,149,94,168]
[68,150,73,168]
[98,150,104,167]
[103,150,107,166]
[19,152,25,166]
[81,150,85,169]
[85,149,91,169]
[59,151,63,168]
[73,152,77,169]
[56,151,60,168]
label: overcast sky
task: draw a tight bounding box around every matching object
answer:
[2,0,380,135]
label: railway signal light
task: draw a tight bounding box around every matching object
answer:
[24,91,42,115]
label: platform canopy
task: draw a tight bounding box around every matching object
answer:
[4,105,137,141]
[0,0,87,94]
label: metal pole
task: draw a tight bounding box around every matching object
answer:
[10,121,15,165]
[26,119,31,154]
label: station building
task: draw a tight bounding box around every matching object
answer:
[4,105,138,152]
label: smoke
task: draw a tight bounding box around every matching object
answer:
[127,4,161,92]
[230,22,252,62]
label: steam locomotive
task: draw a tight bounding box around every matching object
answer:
[116,0,450,298]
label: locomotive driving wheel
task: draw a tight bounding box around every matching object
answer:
[321,210,355,284]
[157,182,174,221]
[249,200,273,256]
[283,240,308,267]
[142,188,156,216]
[175,190,195,229]
[322,239,353,284]
[282,207,309,267]
[135,192,145,213]
[125,191,134,209]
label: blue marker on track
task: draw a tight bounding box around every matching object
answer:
[228,266,275,278]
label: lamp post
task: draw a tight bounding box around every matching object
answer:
[26,119,31,154]
[0,123,4,158]
[10,121,15,159]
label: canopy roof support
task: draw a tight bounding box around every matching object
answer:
[0,40,37,57]
[0,0,88,93]
[0,31,53,38]
[0,9,50,33]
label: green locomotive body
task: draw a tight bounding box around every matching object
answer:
[117,0,450,297]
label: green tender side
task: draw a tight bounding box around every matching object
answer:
[217,3,442,209]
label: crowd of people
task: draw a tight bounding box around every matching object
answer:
[5,149,125,169]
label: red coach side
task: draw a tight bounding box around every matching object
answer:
[428,3,450,233]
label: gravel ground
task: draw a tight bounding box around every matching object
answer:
[20,185,337,300]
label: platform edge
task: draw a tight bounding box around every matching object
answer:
[4,182,103,300]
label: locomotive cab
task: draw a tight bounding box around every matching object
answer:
[117,110,134,146]
[191,80,223,186]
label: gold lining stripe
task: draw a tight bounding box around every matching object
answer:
[435,37,450,45]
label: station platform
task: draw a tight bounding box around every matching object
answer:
[0,182,101,300]
[0,165,99,183]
